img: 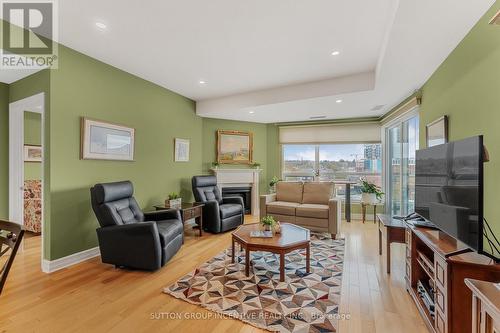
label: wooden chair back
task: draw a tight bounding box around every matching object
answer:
[0,220,24,295]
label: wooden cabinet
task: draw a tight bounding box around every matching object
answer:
[406,227,500,333]
[465,279,500,333]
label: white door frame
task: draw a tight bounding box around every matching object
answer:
[9,92,45,269]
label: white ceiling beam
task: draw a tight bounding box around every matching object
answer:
[197,71,375,116]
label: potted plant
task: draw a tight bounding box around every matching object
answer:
[269,176,280,193]
[166,192,182,208]
[360,179,384,204]
[252,162,261,169]
[261,215,276,232]
[212,162,220,169]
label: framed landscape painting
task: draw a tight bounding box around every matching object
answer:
[217,130,253,164]
[81,118,135,161]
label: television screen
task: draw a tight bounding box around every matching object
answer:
[415,136,483,251]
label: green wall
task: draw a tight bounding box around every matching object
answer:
[47,45,202,260]
[419,1,500,256]
[0,83,8,219]
[202,118,270,194]
[24,111,42,180]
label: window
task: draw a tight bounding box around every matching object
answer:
[282,143,382,201]
[385,114,419,216]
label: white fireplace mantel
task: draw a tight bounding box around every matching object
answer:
[210,168,262,216]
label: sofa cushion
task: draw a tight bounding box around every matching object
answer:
[219,204,242,219]
[267,201,300,216]
[295,216,330,232]
[276,182,303,203]
[302,182,334,204]
[296,204,329,219]
[156,220,183,247]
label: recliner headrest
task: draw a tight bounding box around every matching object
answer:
[92,181,134,204]
[192,175,217,188]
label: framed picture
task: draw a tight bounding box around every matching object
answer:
[426,115,448,147]
[174,138,190,162]
[24,145,42,162]
[217,130,253,164]
[81,118,135,161]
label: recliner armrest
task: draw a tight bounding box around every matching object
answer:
[144,209,181,221]
[96,222,162,270]
[222,196,244,207]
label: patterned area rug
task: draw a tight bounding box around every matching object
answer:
[164,234,345,332]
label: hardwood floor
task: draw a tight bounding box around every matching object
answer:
[0,217,427,333]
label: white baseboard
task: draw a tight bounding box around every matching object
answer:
[42,247,100,273]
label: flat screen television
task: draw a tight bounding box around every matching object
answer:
[415,136,484,255]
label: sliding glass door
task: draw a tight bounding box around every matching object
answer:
[386,114,419,216]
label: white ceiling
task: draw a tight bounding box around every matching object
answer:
[1,0,495,123]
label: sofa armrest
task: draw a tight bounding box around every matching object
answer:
[328,198,342,236]
[96,222,162,270]
[144,209,181,221]
[260,193,277,219]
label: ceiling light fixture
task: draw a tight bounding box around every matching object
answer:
[249,111,255,114]
[310,116,327,120]
[336,99,343,103]
[198,80,206,85]
[95,22,107,29]
[331,51,340,56]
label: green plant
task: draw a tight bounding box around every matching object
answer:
[360,179,384,200]
[212,161,220,168]
[269,176,280,187]
[168,192,180,200]
[261,215,276,227]
[252,162,261,168]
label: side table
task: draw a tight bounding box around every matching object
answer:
[153,202,204,237]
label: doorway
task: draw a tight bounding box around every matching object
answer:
[9,93,45,270]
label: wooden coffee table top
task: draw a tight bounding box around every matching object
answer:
[232,223,310,250]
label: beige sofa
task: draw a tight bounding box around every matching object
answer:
[260,181,341,238]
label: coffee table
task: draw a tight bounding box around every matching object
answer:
[231,223,310,282]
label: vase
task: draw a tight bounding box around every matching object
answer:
[167,198,182,208]
[361,193,377,205]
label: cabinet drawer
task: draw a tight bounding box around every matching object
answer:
[183,209,193,220]
[435,256,447,290]
[193,206,202,217]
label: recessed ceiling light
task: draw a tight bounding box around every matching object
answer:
[249,111,255,114]
[95,22,107,30]
[336,99,343,103]
[331,51,340,56]
[199,80,206,85]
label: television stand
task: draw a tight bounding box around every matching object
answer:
[406,225,500,333]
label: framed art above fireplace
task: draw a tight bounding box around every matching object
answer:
[217,130,253,164]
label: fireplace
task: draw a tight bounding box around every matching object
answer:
[222,187,252,214]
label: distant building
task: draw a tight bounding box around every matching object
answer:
[364,144,382,160]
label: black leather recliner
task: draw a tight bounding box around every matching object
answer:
[192,176,244,233]
[90,181,183,271]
